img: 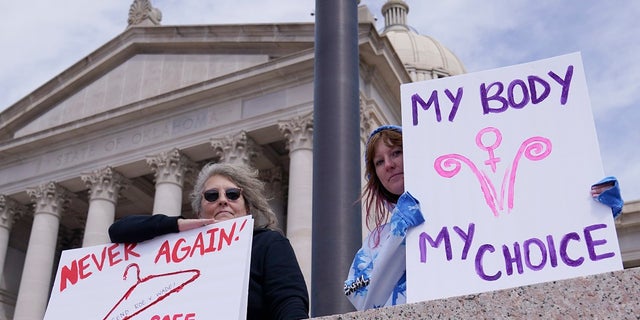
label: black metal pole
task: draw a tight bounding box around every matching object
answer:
[312,0,361,316]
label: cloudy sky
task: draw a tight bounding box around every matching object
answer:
[1,0,638,201]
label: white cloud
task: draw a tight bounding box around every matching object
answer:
[1,0,638,201]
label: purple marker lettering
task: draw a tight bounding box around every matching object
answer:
[527,75,551,104]
[559,232,584,267]
[453,223,475,260]
[546,235,558,267]
[411,91,442,125]
[480,82,508,114]
[418,227,453,263]
[475,244,500,281]
[547,65,574,105]
[507,79,530,109]
[584,224,615,261]
[445,87,463,121]
[523,238,547,271]
[502,242,524,275]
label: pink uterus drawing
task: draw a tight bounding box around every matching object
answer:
[434,127,552,217]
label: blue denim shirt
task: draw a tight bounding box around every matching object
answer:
[344,192,424,310]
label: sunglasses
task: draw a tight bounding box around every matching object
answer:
[203,188,243,202]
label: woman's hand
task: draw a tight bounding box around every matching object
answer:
[591,176,623,218]
[178,218,218,232]
[591,181,615,198]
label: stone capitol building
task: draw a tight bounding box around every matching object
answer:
[0,1,638,319]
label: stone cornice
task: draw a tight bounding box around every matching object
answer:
[0,22,404,155]
[0,23,317,142]
[0,49,315,155]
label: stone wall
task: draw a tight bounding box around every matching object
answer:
[313,267,640,319]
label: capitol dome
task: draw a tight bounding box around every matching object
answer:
[380,0,466,81]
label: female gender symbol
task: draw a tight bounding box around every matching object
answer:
[476,127,502,173]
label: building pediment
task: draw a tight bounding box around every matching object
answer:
[0,23,316,142]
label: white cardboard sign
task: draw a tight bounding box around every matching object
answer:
[44,216,253,320]
[402,53,622,302]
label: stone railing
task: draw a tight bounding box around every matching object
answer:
[313,267,640,319]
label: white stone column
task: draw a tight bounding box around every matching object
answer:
[146,148,196,217]
[210,130,261,166]
[14,182,71,320]
[0,195,26,279]
[81,166,129,247]
[278,112,313,293]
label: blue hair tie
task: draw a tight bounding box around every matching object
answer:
[366,125,402,145]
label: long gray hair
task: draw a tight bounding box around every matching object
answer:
[190,162,278,230]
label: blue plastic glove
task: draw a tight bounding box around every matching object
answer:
[591,176,623,219]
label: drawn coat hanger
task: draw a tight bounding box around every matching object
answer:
[103,263,201,320]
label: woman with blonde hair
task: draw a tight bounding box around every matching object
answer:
[110,162,309,320]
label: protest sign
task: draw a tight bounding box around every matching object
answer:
[402,53,622,302]
[44,216,253,320]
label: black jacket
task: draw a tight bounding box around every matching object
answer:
[109,214,309,320]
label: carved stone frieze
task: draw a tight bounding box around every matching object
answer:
[146,148,196,186]
[25,182,72,218]
[359,97,378,142]
[127,0,162,27]
[278,112,314,152]
[210,131,261,166]
[0,195,27,229]
[81,166,130,203]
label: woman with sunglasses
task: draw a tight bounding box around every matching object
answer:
[109,162,309,320]
[344,125,624,311]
